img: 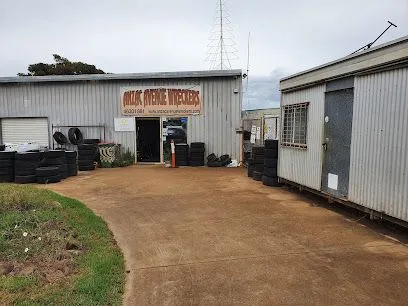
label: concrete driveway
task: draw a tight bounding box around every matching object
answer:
[48,166,408,305]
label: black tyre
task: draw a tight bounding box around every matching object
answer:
[0,167,14,175]
[252,171,263,181]
[190,142,205,149]
[15,152,41,161]
[15,175,37,184]
[78,151,97,159]
[78,164,96,171]
[262,175,281,187]
[65,151,77,159]
[37,174,62,184]
[264,149,278,159]
[190,147,205,153]
[254,164,264,172]
[14,168,37,176]
[207,161,223,167]
[78,160,94,167]
[175,161,189,167]
[254,155,264,164]
[264,167,277,178]
[190,160,204,167]
[264,158,278,168]
[265,140,279,149]
[36,166,60,177]
[83,139,100,144]
[190,152,204,159]
[0,174,14,182]
[44,157,66,166]
[219,154,230,161]
[252,146,264,155]
[221,158,231,166]
[78,144,97,151]
[0,159,13,167]
[247,158,254,166]
[0,152,15,160]
[190,158,204,163]
[68,128,83,145]
[56,163,68,172]
[68,168,78,177]
[247,167,254,178]
[53,131,68,145]
[207,153,217,162]
[45,150,66,159]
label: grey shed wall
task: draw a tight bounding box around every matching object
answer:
[349,67,408,222]
[0,76,242,160]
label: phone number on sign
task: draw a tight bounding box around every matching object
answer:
[123,109,145,114]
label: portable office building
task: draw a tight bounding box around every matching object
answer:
[279,35,408,225]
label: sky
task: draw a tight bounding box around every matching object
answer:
[0,0,407,109]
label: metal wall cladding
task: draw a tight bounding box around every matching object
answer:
[349,67,408,222]
[0,76,242,159]
[279,85,325,190]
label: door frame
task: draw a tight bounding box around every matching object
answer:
[320,77,355,198]
[135,117,163,164]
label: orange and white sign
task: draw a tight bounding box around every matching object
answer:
[121,85,202,116]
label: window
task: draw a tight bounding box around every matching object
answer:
[281,102,309,148]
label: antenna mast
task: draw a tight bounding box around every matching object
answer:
[206,0,238,70]
[350,21,397,55]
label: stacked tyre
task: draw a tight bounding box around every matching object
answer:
[0,151,15,182]
[262,140,280,187]
[43,150,68,179]
[36,166,61,184]
[207,153,222,167]
[189,143,205,167]
[66,151,78,177]
[175,144,189,166]
[14,152,42,184]
[77,144,97,171]
[247,156,254,177]
[251,146,265,181]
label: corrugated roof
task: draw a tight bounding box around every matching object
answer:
[281,35,408,82]
[0,69,242,84]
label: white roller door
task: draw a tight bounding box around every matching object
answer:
[1,118,49,146]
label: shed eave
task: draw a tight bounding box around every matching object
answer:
[0,69,242,84]
[280,35,408,91]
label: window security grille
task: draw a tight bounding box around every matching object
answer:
[281,102,309,148]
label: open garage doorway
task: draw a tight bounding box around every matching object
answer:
[136,118,160,163]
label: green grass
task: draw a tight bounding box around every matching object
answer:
[0,184,125,305]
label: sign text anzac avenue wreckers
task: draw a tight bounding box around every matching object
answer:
[121,85,202,116]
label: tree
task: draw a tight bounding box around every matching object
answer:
[18,54,105,76]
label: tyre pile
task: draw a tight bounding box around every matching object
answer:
[175,144,189,166]
[262,140,280,187]
[249,146,265,181]
[66,151,78,176]
[207,154,232,167]
[77,144,97,171]
[14,152,43,184]
[189,142,205,167]
[43,150,68,180]
[0,152,15,182]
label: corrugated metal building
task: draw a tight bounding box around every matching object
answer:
[0,70,243,163]
[279,35,408,225]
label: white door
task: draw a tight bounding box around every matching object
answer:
[1,118,49,146]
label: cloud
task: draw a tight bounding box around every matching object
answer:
[243,69,287,110]
[0,0,407,78]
